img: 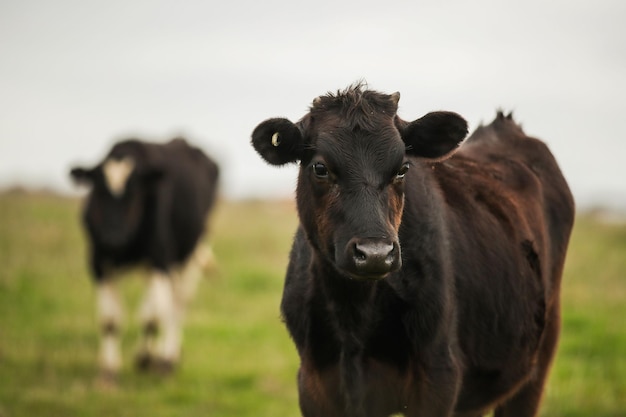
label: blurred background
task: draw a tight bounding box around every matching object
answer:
[1,0,625,207]
[1,1,625,417]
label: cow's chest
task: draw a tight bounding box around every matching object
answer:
[306,280,413,364]
[298,354,416,417]
[301,309,417,415]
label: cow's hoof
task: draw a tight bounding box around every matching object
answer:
[135,353,176,375]
[95,370,119,391]
[134,352,153,371]
[152,358,176,375]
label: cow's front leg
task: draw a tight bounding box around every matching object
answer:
[137,270,181,373]
[404,349,462,417]
[96,280,124,381]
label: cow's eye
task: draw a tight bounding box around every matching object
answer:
[312,162,329,178]
[395,163,410,180]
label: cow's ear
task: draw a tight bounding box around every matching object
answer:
[399,112,468,160]
[70,166,96,185]
[252,118,304,165]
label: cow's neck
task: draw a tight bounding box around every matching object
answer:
[311,258,384,416]
[314,259,379,336]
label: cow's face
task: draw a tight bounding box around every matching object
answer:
[71,153,161,248]
[296,121,407,279]
[252,85,467,280]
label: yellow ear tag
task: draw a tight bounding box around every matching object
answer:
[271,132,280,147]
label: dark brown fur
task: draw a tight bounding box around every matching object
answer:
[252,85,574,417]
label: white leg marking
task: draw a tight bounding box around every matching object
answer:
[141,270,181,363]
[136,282,158,364]
[96,281,123,374]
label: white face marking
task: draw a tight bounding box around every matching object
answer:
[103,156,135,197]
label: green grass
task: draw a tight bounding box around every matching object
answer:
[0,191,624,416]
[0,192,300,417]
[542,216,626,417]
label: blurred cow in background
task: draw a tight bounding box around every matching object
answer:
[70,137,219,380]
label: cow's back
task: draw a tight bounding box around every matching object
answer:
[455,113,574,293]
[156,139,219,263]
[429,113,574,412]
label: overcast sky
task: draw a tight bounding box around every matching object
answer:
[1,0,625,208]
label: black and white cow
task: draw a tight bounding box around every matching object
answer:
[71,137,219,378]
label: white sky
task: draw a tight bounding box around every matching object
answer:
[1,0,625,207]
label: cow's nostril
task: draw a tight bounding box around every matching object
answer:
[354,245,367,261]
[355,242,394,260]
[342,238,401,278]
[351,240,398,276]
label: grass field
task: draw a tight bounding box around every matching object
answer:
[0,191,624,416]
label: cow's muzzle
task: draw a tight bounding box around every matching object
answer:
[342,237,401,279]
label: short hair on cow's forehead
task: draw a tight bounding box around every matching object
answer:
[108,139,145,158]
[309,83,399,131]
[107,139,159,168]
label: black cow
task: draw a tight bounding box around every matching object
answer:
[70,137,219,378]
[251,84,574,417]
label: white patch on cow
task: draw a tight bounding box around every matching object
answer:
[173,243,216,306]
[101,333,122,374]
[135,246,216,364]
[195,244,217,270]
[103,156,135,197]
[138,271,181,362]
[139,271,172,324]
[97,281,124,324]
[96,281,123,373]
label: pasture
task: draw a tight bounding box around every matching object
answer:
[0,191,624,416]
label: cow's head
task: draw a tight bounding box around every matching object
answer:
[70,140,163,248]
[252,84,467,280]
